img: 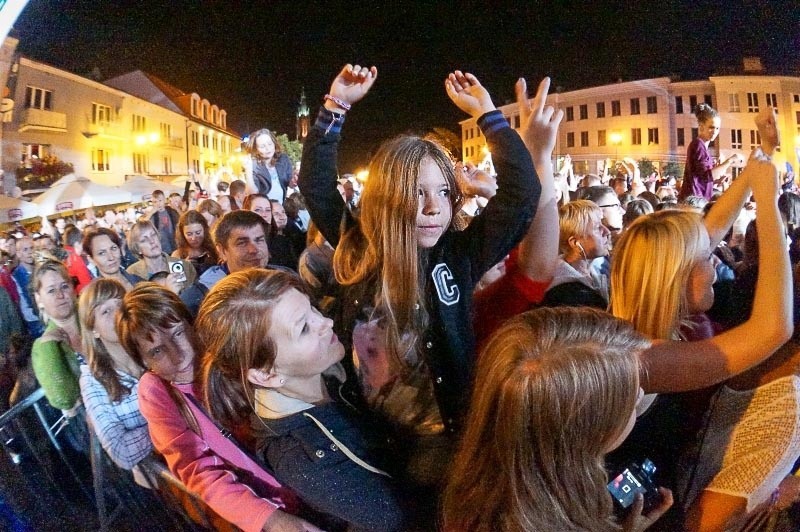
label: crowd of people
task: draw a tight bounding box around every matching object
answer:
[0,63,798,531]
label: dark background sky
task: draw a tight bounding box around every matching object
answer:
[10,0,800,171]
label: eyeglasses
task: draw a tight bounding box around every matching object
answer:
[598,203,623,209]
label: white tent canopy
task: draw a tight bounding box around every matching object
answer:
[0,195,39,223]
[32,174,132,216]
[118,175,184,204]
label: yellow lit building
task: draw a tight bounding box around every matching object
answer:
[460,59,800,177]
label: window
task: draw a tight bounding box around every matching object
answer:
[704,94,713,106]
[212,137,218,150]
[191,131,199,146]
[25,86,52,110]
[133,153,147,174]
[598,129,607,146]
[689,95,698,113]
[202,133,209,148]
[192,159,200,173]
[21,143,49,163]
[731,129,742,149]
[92,148,110,172]
[646,96,657,114]
[566,132,575,148]
[160,122,172,139]
[796,111,800,125]
[691,127,698,140]
[675,96,683,114]
[596,102,605,118]
[647,128,659,145]
[579,104,588,120]
[750,129,761,150]
[631,128,642,145]
[728,93,740,112]
[211,108,217,125]
[677,128,685,147]
[766,93,778,109]
[747,92,759,113]
[611,100,621,116]
[580,131,589,147]
[794,94,800,103]
[92,103,111,125]
[566,106,574,121]
[191,97,198,117]
[163,156,172,174]
[202,102,209,121]
[630,98,640,115]
[132,114,146,132]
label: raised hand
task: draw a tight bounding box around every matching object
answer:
[515,77,563,158]
[454,162,497,199]
[326,64,378,112]
[445,71,495,118]
[755,107,779,156]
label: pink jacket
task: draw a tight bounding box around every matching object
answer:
[138,372,295,532]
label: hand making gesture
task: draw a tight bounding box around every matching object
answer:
[445,71,496,118]
[324,64,378,113]
[515,77,563,160]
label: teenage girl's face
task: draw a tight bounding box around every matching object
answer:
[255,134,275,160]
[271,202,287,230]
[268,288,344,379]
[136,321,195,384]
[416,157,453,249]
[93,297,121,344]
[183,223,205,250]
[698,117,721,143]
[686,229,717,314]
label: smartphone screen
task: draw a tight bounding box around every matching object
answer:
[607,468,647,509]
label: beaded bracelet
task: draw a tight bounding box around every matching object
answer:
[324,94,351,112]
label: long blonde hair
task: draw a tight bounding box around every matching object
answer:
[610,210,706,339]
[443,307,647,532]
[333,135,461,365]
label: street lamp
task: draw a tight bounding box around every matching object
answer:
[609,131,623,162]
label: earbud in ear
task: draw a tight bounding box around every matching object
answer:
[577,242,585,253]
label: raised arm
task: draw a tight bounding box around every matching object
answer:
[298,64,377,247]
[513,77,563,283]
[642,155,791,392]
[704,108,778,248]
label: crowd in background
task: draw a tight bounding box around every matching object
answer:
[0,63,798,532]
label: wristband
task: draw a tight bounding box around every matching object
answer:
[324,94,351,112]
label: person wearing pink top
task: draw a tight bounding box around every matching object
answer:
[119,282,320,532]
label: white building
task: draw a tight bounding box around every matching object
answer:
[460,59,800,177]
[1,40,241,193]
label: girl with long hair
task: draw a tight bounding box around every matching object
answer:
[299,65,557,480]
[443,307,672,531]
[78,278,151,471]
[118,283,317,532]
[171,209,219,276]
[200,268,404,531]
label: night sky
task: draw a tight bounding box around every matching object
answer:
[11,0,800,171]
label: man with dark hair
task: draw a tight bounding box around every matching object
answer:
[577,185,625,235]
[148,189,180,254]
[228,180,247,210]
[180,210,271,316]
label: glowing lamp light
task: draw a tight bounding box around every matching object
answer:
[355,169,369,183]
[610,132,623,145]
[481,145,490,155]
[149,133,160,143]
[135,135,146,145]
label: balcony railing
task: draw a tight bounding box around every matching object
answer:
[19,108,67,133]
[160,136,183,149]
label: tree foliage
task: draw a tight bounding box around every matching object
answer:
[276,133,303,165]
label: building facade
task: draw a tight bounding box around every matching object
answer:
[461,64,800,177]
[1,46,241,194]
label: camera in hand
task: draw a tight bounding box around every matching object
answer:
[607,458,661,516]
[169,261,187,283]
